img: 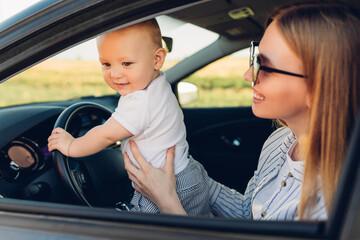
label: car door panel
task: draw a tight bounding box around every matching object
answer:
[183,107,274,193]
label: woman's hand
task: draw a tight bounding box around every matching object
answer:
[124,141,186,215]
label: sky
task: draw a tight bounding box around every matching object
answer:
[0,0,38,20]
[0,0,247,60]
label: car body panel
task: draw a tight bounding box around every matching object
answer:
[0,198,325,240]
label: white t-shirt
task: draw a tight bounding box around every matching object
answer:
[112,72,189,174]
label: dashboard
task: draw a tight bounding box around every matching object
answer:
[0,99,117,204]
[0,106,62,202]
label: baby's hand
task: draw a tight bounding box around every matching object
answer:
[48,127,75,156]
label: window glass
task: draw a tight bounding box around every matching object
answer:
[180,50,252,108]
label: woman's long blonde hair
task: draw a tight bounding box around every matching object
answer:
[267,2,360,219]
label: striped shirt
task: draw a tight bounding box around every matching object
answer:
[208,127,327,220]
[130,156,211,216]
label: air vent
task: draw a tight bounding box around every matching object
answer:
[228,7,254,19]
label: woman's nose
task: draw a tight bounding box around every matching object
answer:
[244,66,254,83]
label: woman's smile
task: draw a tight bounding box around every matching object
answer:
[253,88,265,103]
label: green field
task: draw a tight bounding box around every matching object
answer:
[0,58,252,108]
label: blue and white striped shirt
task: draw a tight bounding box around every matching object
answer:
[208,127,327,220]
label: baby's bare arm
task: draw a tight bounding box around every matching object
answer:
[48,117,132,157]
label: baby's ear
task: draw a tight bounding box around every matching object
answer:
[154,48,167,70]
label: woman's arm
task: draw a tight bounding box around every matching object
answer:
[124,140,255,217]
[123,141,187,215]
[208,176,254,219]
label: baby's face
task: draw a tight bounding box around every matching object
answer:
[97,28,159,96]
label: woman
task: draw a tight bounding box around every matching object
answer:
[124,2,360,220]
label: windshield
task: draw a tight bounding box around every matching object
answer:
[0,13,218,107]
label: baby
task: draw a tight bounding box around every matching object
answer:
[48,19,210,215]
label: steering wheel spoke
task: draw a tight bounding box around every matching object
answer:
[68,158,92,188]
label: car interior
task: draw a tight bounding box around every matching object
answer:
[0,0,359,239]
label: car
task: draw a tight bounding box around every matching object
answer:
[0,0,359,239]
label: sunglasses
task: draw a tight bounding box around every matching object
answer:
[249,41,306,87]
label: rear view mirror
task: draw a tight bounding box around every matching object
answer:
[162,36,173,53]
[177,82,198,105]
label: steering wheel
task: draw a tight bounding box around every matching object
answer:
[52,102,133,208]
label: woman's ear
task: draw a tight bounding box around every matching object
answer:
[154,48,167,71]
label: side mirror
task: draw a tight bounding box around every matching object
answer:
[162,36,173,53]
[177,82,198,105]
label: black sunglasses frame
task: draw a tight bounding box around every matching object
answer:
[250,41,307,87]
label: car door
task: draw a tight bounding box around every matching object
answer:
[183,107,273,193]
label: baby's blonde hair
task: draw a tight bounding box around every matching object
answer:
[136,19,162,48]
[120,19,162,49]
[98,19,162,50]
